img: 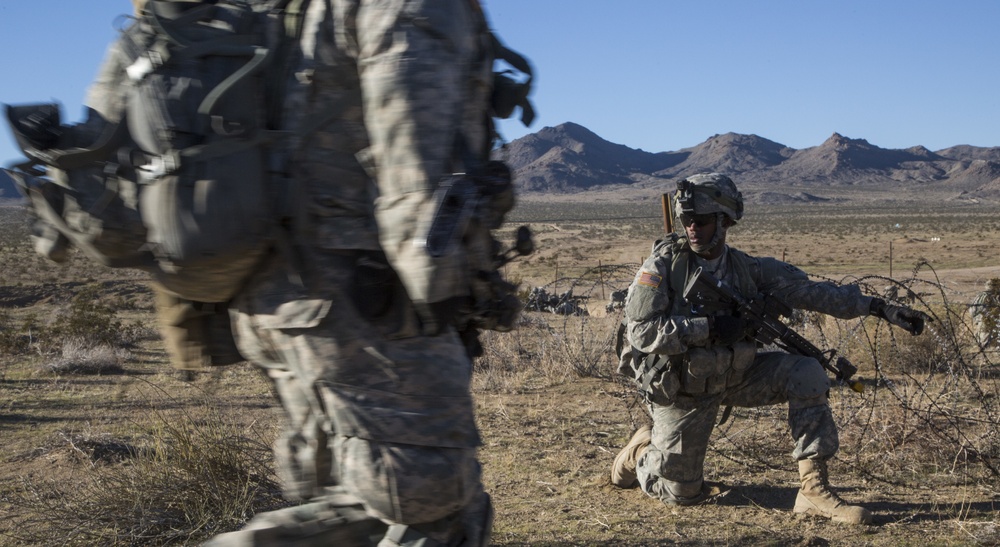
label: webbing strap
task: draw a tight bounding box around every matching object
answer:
[639,354,669,397]
[30,120,129,174]
[198,46,273,118]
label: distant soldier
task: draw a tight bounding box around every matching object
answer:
[612,173,930,524]
[970,279,1000,349]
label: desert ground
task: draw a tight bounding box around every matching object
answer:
[1,196,998,546]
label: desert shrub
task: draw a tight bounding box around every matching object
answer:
[5,404,286,546]
[46,285,125,349]
[41,339,128,375]
[27,284,158,361]
[475,314,562,392]
[0,310,39,355]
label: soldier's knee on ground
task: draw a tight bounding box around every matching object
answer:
[785,356,830,405]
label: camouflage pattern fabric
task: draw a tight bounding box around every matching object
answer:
[623,240,872,504]
[970,288,999,348]
[215,0,495,544]
[636,352,838,501]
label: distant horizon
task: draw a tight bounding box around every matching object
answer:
[4,118,999,201]
[5,2,1000,166]
[509,121,995,154]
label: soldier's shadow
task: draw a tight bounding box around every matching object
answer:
[862,500,999,525]
[711,485,998,525]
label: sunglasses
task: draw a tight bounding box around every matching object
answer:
[679,213,716,228]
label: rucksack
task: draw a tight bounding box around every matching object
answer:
[5,0,310,303]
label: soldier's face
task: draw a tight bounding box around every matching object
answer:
[682,213,717,247]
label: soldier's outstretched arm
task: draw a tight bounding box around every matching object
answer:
[869,298,932,335]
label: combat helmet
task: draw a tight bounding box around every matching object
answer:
[673,173,744,222]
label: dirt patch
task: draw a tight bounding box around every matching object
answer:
[4,278,153,303]
[476,377,999,546]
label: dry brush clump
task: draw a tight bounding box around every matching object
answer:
[476,264,635,392]
[41,338,129,375]
[3,396,286,546]
[0,284,157,376]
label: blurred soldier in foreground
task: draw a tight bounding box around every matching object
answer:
[208,0,530,545]
[612,173,930,525]
[8,0,530,541]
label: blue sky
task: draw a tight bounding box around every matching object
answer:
[2,0,998,167]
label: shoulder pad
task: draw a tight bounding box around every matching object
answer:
[758,256,808,281]
[651,233,685,257]
[626,246,676,322]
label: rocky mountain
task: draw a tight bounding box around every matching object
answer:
[500,122,1000,200]
[498,122,682,191]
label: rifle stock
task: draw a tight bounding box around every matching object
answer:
[683,267,864,393]
[661,192,673,234]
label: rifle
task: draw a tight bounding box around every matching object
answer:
[661,192,673,234]
[683,266,864,393]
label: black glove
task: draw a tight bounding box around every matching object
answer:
[870,298,931,335]
[709,315,749,346]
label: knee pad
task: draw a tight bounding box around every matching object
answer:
[786,356,830,401]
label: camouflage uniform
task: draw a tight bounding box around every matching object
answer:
[970,283,999,349]
[210,0,496,545]
[620,236,872,503]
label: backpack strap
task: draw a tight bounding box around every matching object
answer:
[263,0,311,132]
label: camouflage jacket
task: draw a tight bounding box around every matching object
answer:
[621,236,873,399]
[281,0,495,307]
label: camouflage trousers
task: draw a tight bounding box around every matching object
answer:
[207,250,490,546]
[636,352,838,503]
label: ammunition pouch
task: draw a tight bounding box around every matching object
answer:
[681,340,756,396]
[153,284,244,371]
[639,354,681,407]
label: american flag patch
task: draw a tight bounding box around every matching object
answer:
[638,271,662,288]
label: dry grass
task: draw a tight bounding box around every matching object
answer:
[3,400,285,546]
[2,200,1000,545]
[41,339,129,375]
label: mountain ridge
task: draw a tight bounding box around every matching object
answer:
[499,122,1000,201]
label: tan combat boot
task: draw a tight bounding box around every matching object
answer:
[611,425,651,488]
[794,459,872,524]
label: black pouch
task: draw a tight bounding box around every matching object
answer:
[352,251,396,321]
